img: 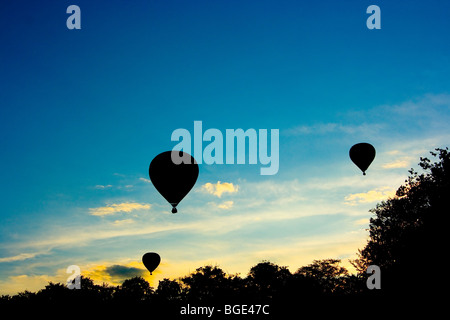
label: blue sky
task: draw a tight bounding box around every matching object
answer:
[1,0,450,294]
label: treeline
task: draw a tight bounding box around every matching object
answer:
[0,259,367,305]
[0,260,374,317]
[1,148,448,315]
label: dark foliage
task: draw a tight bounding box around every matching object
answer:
[352,147,449,298]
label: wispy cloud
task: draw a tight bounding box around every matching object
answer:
[200,181,239,198]
[6,175,402,258]
[0,252,40,263]
[283,122,383,136]
[89,202,151,216]
[389,93,450,116]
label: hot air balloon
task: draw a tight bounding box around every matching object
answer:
[149,151,199,213]
[142,252,161,275]
[349,143,376,175]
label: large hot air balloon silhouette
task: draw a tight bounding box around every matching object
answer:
[349,143,376,175]
[149,151,199,213]
[142,252,161,275]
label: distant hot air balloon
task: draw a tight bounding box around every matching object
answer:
[149,151,199,213]
[349,143,376,175]
[142,252,161,275]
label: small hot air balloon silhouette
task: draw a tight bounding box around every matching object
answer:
[149,151,199,213]
[142,252,161,275]
[349,143,376,175]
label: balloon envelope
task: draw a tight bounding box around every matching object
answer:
[142,252,161,275]
[349,143,376,175]
[149,151,199,213]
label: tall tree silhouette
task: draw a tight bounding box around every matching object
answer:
[353,148,449,295]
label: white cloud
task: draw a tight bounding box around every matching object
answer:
[382,159,411,169]
[200,181,239,197]
[353,218,370,226]
[95,185,112,189]
[112,219,135,226]
[89,202,151,216]
[385,150,401,156]
[217,201,234,210]
[344,187,396,206]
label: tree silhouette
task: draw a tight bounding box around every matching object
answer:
[180,265,242,303]
[353,147,449,296]
[155,278,183,301]
[246,260,291,300]
[36,281,71,303]
[9,290,36,305]
[114,276,153,303]
[295,259,349,295]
